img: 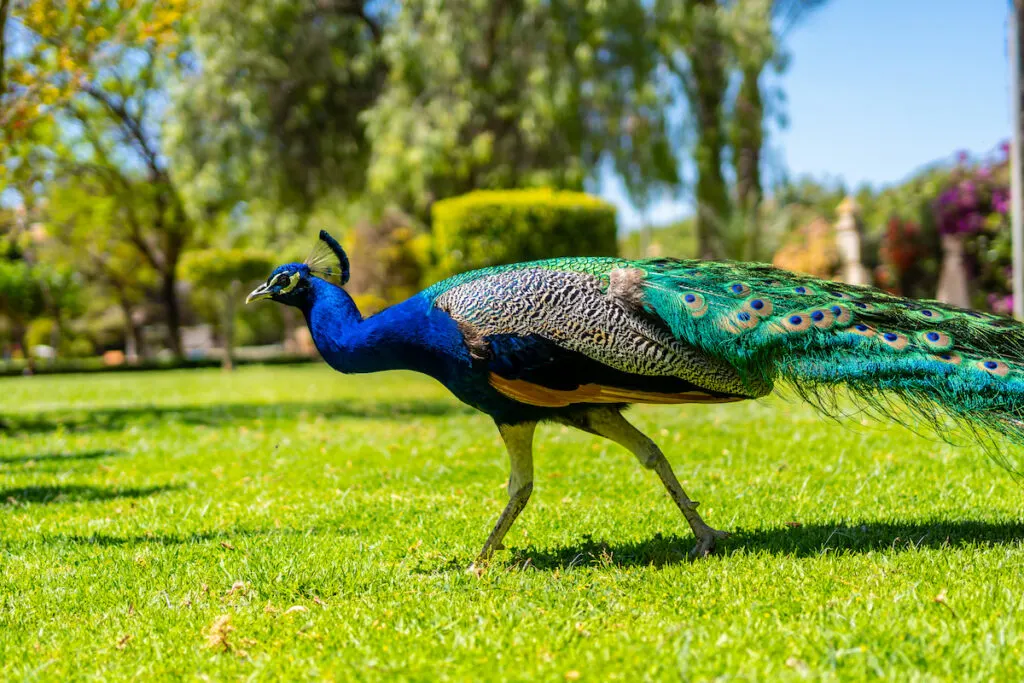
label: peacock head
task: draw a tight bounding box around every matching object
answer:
[245,230,350,307]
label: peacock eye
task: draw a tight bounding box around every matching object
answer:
[273,274,290,287]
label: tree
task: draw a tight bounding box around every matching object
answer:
[181,248,273,370]
[365,0,675,218]
[41,178,158,359]
[0,233,82,367]
[655,0,730,259]
[1,0,194,359]
[168,0,388,218]
[728,0,827,245]
[653,0,826,260]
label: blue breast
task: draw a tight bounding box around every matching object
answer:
[303,280,567,423]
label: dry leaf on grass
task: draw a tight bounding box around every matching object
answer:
[204,614,234,652]
[224,581,249,598]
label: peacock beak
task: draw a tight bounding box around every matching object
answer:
[245,283,273,304]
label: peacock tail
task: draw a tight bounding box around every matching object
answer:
[638,258,1016,407]
[429,255,1024,468]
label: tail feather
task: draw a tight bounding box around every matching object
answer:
[632,258,1024,469]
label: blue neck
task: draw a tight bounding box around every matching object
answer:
[300,277,467,377]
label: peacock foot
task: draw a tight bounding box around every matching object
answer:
[689,526,730,560]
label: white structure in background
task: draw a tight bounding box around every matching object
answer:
[182,324,215,360]
[834,197,870,286]
[1011,2,1024,319]
[936,233,972,308]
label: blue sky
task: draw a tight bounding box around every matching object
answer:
[602,0,1013,230]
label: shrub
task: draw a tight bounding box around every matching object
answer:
[67,337,95,358]
[345,208,431,313]
[180,248,276,370]
[430,189,618,279]
[24,318,55,351]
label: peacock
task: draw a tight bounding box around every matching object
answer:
[247,230,1024,565]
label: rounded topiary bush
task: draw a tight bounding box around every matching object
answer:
[430,188,618,279]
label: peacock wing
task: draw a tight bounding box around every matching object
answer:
[432,266,757,406]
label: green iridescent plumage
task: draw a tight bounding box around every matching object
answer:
[430,255,1024,470]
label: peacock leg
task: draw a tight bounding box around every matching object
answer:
[578,407,729,559]
[470,421,536,569]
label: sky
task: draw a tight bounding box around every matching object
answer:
[602,0,1014,231]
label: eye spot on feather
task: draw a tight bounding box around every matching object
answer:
[743,297,774,318]
[977,359,1010,377]
[722,309,760,334]
[727,282,751,297]
[918,330,953,350]
[830,304,853,326]
[809,309,835,329]
[793,286,811,295]
[879,331,909,350]
[932,352,962,365]
[780,313,812,332]
[852,301,872,311]
[682,292,709,318]
[850,323,876,338]
[828,291,850,300]
[909,307,951,323]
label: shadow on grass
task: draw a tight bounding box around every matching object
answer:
[1,525,347,549]
[0,449,125,466]
[0,483,182,506]
[499,520,1024,570]
[1,399,472,434]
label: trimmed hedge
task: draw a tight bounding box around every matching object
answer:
[0,355,317,378]
[430,188,618,279]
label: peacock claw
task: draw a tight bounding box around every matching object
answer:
[689,527,730,560]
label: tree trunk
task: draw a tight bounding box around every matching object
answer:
[221,281,238,371]
[282,306,300,354]
[732,65,764,261]
[160,271,183,359]
[49,309,62,364]
[120,298,144,362]
[13,320,33,375]
[0,0,10,98]
[687,0,731,260]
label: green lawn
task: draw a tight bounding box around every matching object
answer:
[2,365,1023,681]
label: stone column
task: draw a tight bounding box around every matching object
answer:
[834,196,870,286]
[935,233,971,308]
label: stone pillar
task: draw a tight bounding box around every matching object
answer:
[834,196,870,286]
[936,233,971,308]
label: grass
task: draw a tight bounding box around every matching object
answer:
[2,364,1024,681]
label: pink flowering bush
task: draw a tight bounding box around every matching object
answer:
[932,142,1012,314]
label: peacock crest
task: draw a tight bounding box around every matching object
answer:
[304,230,350,286]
